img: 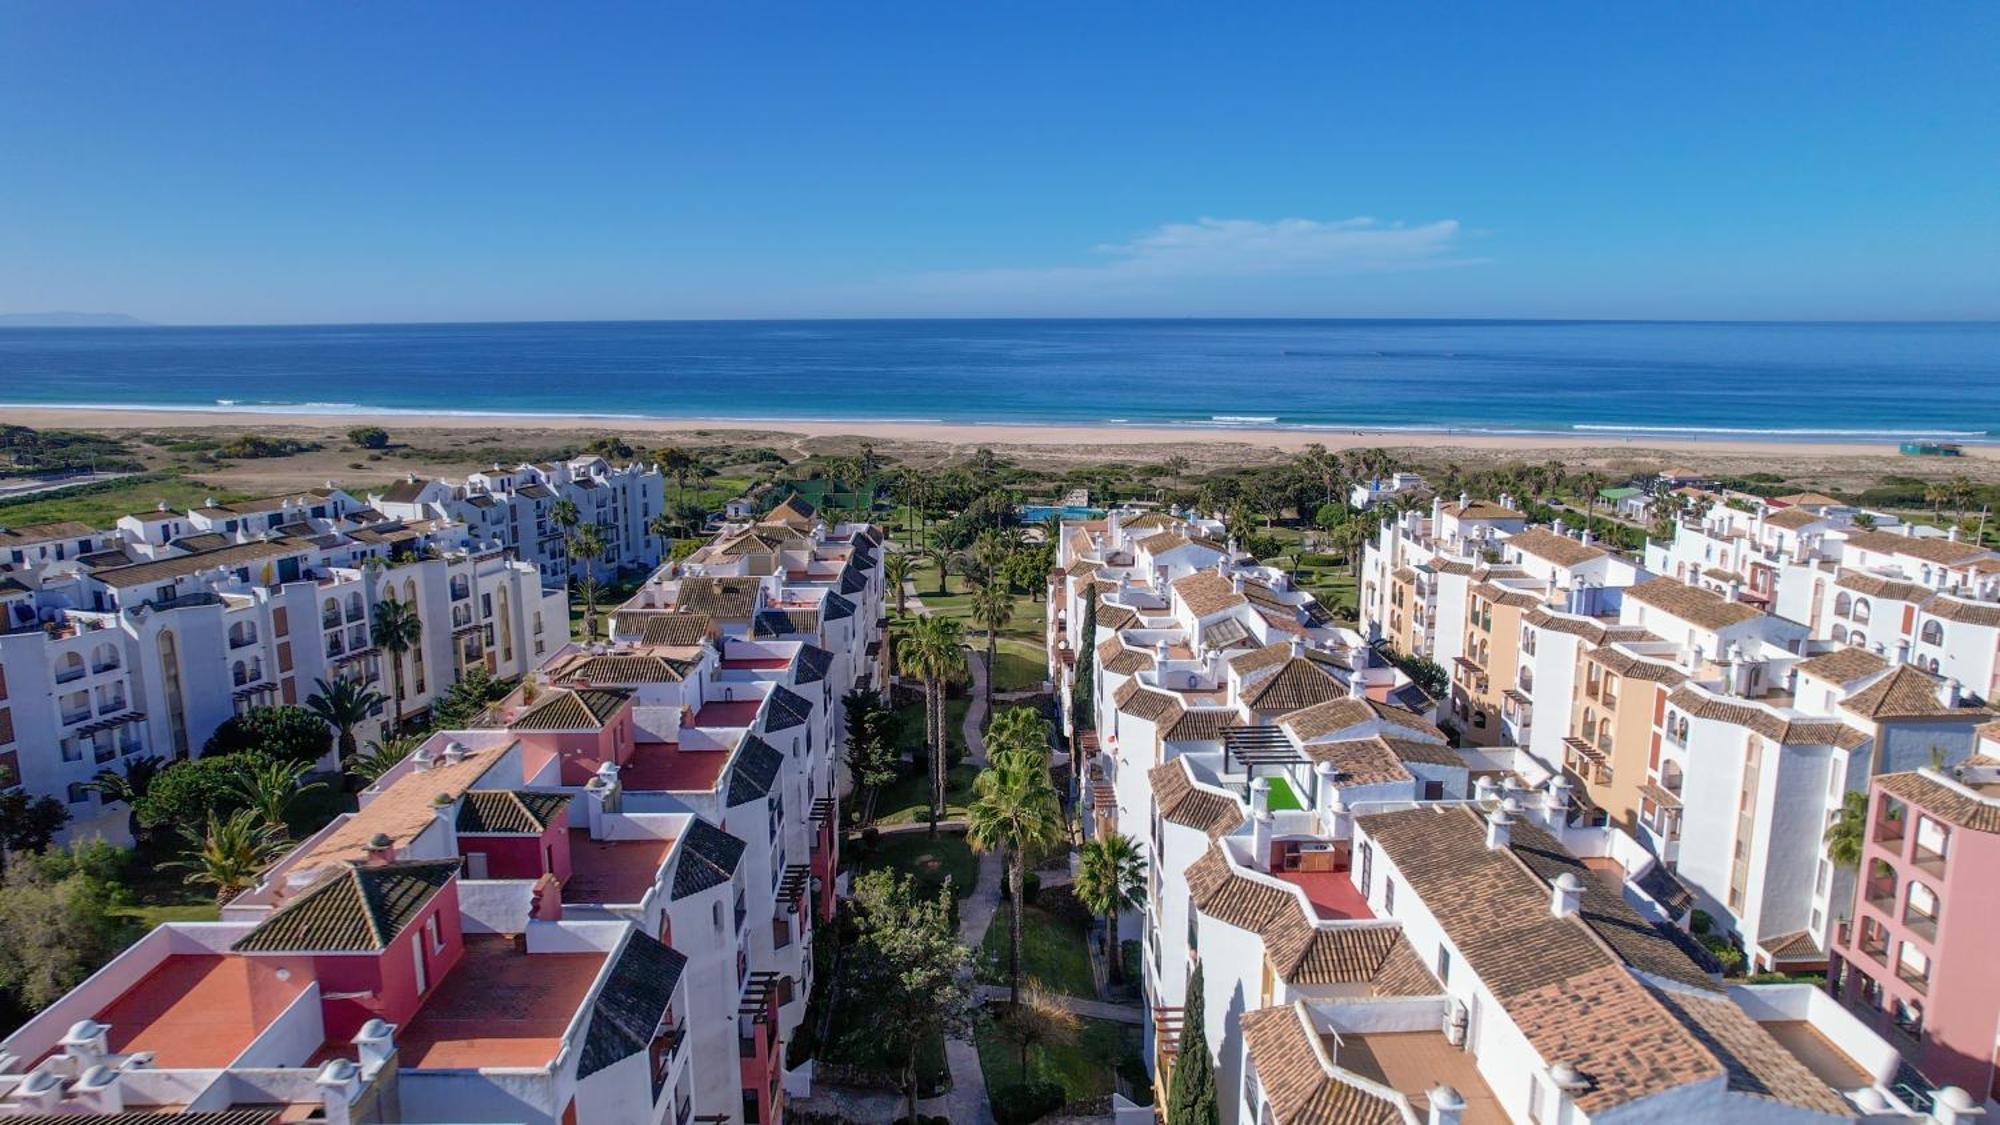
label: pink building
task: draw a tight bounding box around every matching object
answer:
[1831,757,2000,1101]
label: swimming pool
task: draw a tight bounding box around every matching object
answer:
[1020,505,1106,522]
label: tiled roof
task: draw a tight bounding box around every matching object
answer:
[763,685,814,732]
[673,576,761,619]
[1471,580,1543,610]
[1643,982,1851,1115]
[754,607,819,636]
[671,818,747,899]
[1297,737,1411,787]
[1113,678,1183,724]
[294,742,511,869]
[1504,817,1715,990]
[1761,929,1819,961]
[234,860,460,953]
[1165,708,1240,742]
[1667,685,1871,748]
[1203,617,1252,649]
[1264,915,1434,991]
[1242,659,1345,712]
[1172,571,1248,617]
[556,652,697,684]
[760,492,818,527]
[91,537,308,588]
[794,643,835,683]
[578,931,688,1079]
[1793,647,1888,685]
[1137,530,1192,555]
[838,565,870,596]
[1186,847,1297,933]
[727,736,786,806]
[1280,697,1443,743]
[1762,507,1826,531]
[1833,569,1932,602]
[1877,770,2000,833]
[1094,604,1138,632]
[376,478,438,504]
[1148,759,1244,840]
[0,519,99,543]
[1843,529,1993,566]
[1841,664,1990,721]
[1443,499,1525,521]
[1622,576,1762,630]
[456,790,572,834]
[822,590,857,621]
[1506,527,1609,568]
[631,612,715,647]
[1240,1004,1400,1125]
[511,687,631,731]
[1099,639,1155,675]
[1925,595,2000,627]
[1584,646,1688,685]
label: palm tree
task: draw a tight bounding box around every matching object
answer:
[305,677,385,765]
[81,755,164,839]
[1925,482,1950,520]
[370,595,423,733]
[567,523,609,638]
[228,756,327,836]
[923,544,951,596]
[551,497,580,535]
[348,734,421,785]
[883,550,916,616]
[897,615,966,835]
[966,745,1064,1006]
[647,510,678,549]
[970,530,1011,588]
[1825,790,1871,869]
[654,446,697,514]
[969,582,1015,715]
[1075,832,1148,985]
[168,809,284,908]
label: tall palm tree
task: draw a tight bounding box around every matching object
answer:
[923,544,951,596]
[370,595,423,733]
[647,510,678,550]
[81,755,164,839]
[567,523,609,638]
[970,530,1010,588]
[883,550,916,616]
[966,742,1064,1006]
[1825,790,1870,869]
[1075,832,1148,985]
[168,809,285,908]
[305,677,385,765]
[228,756,327,836]
[897,615,966,835]
[969,582,1015,715]
[550,497,580,534]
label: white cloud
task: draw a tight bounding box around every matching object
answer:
[904,215,1476,303]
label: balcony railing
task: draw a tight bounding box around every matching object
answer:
[1903,910,1939,944]
[1895,962,1930,993]
[54,665,86,685]
[1912,845,1947,879]
[228,632,257,650]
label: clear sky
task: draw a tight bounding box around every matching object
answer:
[2,2,1996,323]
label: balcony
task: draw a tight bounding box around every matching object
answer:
[322,610,342,630]
[227,631,258,650]
[1912,843,1947,880]
[1902,907,1939,944]
[61,707,92,727]
[1895,960,1930,994]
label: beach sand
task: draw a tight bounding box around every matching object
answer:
[4,405,1994,496]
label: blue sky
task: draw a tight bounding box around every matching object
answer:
[2,3,1995,322]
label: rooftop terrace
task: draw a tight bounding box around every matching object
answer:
[1333,1030,1506,1125]
[623,738,731,792]
[93,954,306,1069]
[564,829,675,905]
[1271,869,1373,922]
[693,699,762,727]
[390,936,603,1070]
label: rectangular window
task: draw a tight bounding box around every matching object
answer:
[1384,877,1396,914]
[412,936,429,994]
[1436,947,1451,985]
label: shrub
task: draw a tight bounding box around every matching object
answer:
[134,753,270,830]
[1699,933,1745,975]
[1690,909,1714,934]
[347,426,390,449]
[203,705,333,764]
[990,1080,1064,1125]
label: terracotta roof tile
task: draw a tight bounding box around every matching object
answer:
[1148,759,1245,840]
[1793,647,1888,684]
[1172,571,1249,617]
[1241,1004,1401,1125]
[1623,576,1763,630]
[1242,658,1346,712]
[456,790,572,834]
[1833,569,1932,602]
[1843,529,1993,567]
[1279,697,1443,743]
[1925,595,2000,627]
[1841,664,1992,721]
[234,859,459,953]
[511,687,632,732]
[1877,771,2000,833]
[1506,527,1609,568]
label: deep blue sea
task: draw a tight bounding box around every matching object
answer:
[0,319,1994,440]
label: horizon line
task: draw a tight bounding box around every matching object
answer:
[6,313,2000,330]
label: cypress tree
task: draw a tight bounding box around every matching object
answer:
[1072,586,1097,731]
[1168,964,1219,1124]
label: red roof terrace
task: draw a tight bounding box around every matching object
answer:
[622,738,731,792]
[564,829,675,905]
[89,954,307,1069]
[1272,869,1375,922]
[387,935,603,1070]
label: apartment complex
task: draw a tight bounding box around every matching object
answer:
[370,454,668,583]
[0,494,885,1124]
[1049,504,1969,1124]
[0,490,569,842]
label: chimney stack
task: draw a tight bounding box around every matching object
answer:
[366,832,396,865]
[1289,635,1306,660]
[1250,778,1274,871]
[1544,776,1572,828]
[1232,573,1246,594]
[410,744,436,773]
[1929,1087,1982,1125]
[1550,872,1584,918]
[316,1058,362,1125]
[9,1069,63,1113]
[1485,801,1515,851]
[1939,678,1963,709]
[443,740,468,765]
[1894,640,1912,667]
[60,1020,110,1070]
[71,1064,124,1114]
[353,1019,397,1076]
[1427,1085,1467,1125]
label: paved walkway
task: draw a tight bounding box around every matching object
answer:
[972,985,1144,1025]
[916,626,1005,1124]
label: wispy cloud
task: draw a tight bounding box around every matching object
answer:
[898,216,1478,306]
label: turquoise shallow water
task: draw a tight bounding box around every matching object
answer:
[0,318,1994,440]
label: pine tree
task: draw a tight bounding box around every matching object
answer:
[1168,964,1219,1125]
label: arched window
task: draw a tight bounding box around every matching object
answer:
[1920,620,1944,646]
[232,659,248,687]
[1661,760,1684,795]
[1831,624,1848,643]
[1850,631,1867,650]
[347,591,364,621]
[324,597,341,628]
[1926,656,1941,673]
[91,642,119,672]
[1833,592,1852,618]
[1852,598,1872,625]
[56,651,84,682]
[1675,716,1689,742]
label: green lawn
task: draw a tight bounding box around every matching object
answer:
[980,900,1097,998]
[0,473,244,529]
[850,832,980,901]
[905,564,1047,645]
[986,640,1051,694]
[976,1012,1146,1103]
[873,760,979,826]
[110,903,219,930]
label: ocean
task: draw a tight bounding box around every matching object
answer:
[0,319,1994,441]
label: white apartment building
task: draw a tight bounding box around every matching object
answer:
[373,454,668,583]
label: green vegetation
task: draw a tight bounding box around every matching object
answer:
[979,896,1096,998]
[0,472,243,528]
[843,868,977,1122]
[976,1010,1145,1106]
[215,435,322,459]
[1168,964,1220,1124]
[850,832,979,901]
[346,425,391,449]
[967,707,1067,1004]
[0,425,142,478]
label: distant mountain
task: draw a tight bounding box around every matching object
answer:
[0,311,153,327]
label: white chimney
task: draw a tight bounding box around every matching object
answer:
[1930,1086,1982,1125]
[1154,638,1171,667]
[1428,1084,1467,1125]
[1550,872,1584,918]
[1939,679,1963,709]
[1544,776,1572,828]
[442,740,468,764]
[353,1018,397,1076]
[1289,635,1305,660]
[316,1058,362,1125]
[1474,775,1498,804]
[1895,640,1912,667]
[1348,671,1368,700]
[71,1064,124,1114]
[410,745,436,773]
[1485,802,1514,851]
[8,1069,63,1112]
[1231,573,1245,594]
[1250,778,1274,871]
[60,1019,110,1069]
[1314,760,1341,813]
[1552,517,1565,538]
